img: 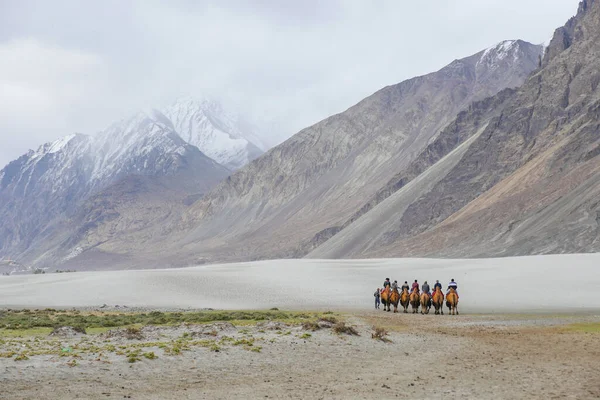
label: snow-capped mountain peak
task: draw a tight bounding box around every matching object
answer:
[162,97,264,170]
[477,40,521,68]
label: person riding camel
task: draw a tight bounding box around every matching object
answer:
[422,281,430,295]
[401,281,410,292]
[411,279,419,293]
[391,280,399,291]
[447,279,458,299]
[433,280,442,292]
[383,278,391,289]
[421,280,431,306]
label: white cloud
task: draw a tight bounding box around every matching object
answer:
[0,0,582,167]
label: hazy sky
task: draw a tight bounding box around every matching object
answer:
[0,0,580,168]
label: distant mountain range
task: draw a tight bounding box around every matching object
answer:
[0,98,265,271]
[2,0,598,273]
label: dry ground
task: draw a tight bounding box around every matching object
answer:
[1,310,599,400]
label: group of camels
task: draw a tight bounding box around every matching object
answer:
[380,287,459,315]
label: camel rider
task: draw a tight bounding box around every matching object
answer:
[383,278,391,289]
[391,280,399,291]
[411,279,419,293]
[433,280,442,292]
[401,281,410,292]
[422,281,430,295]
[447,279,458,298]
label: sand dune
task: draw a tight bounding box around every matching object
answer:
[2,254,600,312]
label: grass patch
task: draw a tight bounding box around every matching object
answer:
[0,327,53,338]
[0,309,336,333]
[565,322,600,333]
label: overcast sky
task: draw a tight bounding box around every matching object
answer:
[0,0,580,168]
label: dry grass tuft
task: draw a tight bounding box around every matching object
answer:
[333,322,359,336]
[371,326,391,342]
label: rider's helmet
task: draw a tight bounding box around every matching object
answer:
[451,279,455,282]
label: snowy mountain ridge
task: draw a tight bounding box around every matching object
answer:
[0,108,231,260]
[476,40,540,70]
[162,96,264,170]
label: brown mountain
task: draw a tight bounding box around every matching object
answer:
[310,0,600,259]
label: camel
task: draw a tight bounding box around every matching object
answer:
[400,288,410,313]
[389,287,400,313]
[432,288,444,315]
[409,289,421,314]
[380,287,391,312]
[446,288,459,315]
[420,291,431,314]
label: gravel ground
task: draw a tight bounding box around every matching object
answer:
[2,311,599,399]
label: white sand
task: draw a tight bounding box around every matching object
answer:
[1,253,600,312]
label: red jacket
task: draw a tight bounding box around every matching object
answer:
[411,282,419,290]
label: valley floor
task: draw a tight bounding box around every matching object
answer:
[1,310,599,400]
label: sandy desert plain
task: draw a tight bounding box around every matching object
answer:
[1,254,600,399]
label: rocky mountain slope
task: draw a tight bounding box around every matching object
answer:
[310,0,600,258]
[0,110,230,267]
[125,39,543,266]
[163,97,264,170]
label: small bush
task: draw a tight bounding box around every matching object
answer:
[14,353,29,361]
[33,269,45,275]
[142,352,157,360]
[319,316,338,324]
[302,321,320,331]
[333,322,359,336]
[371,327,391,342]
[125,327,143,340]
[300,333,312,339]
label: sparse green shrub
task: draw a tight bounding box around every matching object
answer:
[142,352,157,360]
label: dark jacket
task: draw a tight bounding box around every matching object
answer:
[422,283,430,293]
